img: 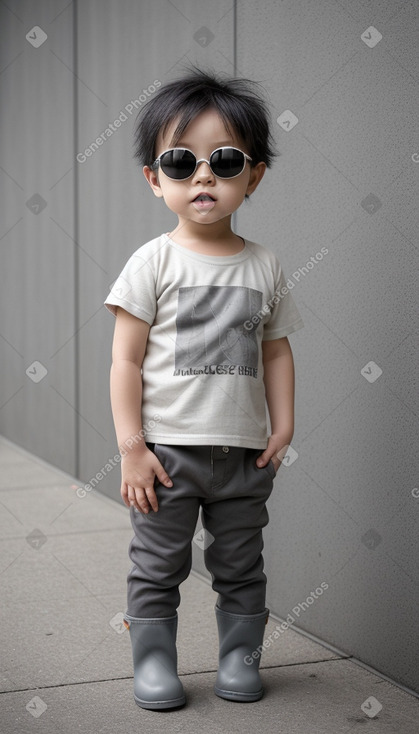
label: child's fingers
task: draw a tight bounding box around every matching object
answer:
[154,460,173,488]
[122,482,142,513]
[257,438,290,469]
[120,481,131,508]
[127,486,148,514]
[256,451,271,468]
[123,484,158,514]
[142,486,159,513]
[129,486,157,514]
[121,452,171,513]
[256,449,282,472]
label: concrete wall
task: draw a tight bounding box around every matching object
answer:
[0,0,417,693]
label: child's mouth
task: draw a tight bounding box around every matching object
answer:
[192,194,216,212]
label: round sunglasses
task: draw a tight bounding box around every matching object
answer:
[151,146,252,181]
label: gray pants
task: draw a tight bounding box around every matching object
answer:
[127,444,275,618]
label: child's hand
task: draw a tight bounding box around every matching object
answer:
[120,447,173,513]
[256,434,292,474]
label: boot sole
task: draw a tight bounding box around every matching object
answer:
[134,693,186,710]
[214,685,263,703]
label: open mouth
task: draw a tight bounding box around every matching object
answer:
[192,193,216,202]
[192,193,217,212]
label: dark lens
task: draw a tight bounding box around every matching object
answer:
[210,148,245,178]
[160,149,196,180]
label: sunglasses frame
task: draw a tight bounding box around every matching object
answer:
[151,146,252,181]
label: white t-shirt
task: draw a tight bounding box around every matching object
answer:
[105,233,304,449]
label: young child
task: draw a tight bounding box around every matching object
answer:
[104,67,304,710]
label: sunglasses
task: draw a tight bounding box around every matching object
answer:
[151,146,252,181]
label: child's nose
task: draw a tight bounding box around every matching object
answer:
[193,160,214,182]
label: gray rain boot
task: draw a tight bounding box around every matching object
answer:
[214,605,269,702]
[124,612,186,710]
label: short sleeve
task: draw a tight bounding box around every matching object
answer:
[263,266,304,340]
[104,250,157,324]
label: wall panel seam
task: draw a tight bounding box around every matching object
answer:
[73,0,80,477]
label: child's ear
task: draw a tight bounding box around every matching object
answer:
[143,166,164,198]
[246,162,266,197]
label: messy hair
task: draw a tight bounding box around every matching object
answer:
[133,65,278,170]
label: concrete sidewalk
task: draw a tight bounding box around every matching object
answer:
[0,435,417,734]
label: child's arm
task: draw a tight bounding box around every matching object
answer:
[110,307,173,513]
[257,336,296,472]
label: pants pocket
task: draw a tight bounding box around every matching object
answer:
[264,459,276,479]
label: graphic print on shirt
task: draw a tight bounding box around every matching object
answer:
[174,285,262,377]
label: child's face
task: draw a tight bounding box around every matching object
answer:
[143,108,266,229]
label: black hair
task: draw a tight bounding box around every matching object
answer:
[133,65,278,170]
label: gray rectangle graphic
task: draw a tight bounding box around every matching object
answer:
[174,285,262,372]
